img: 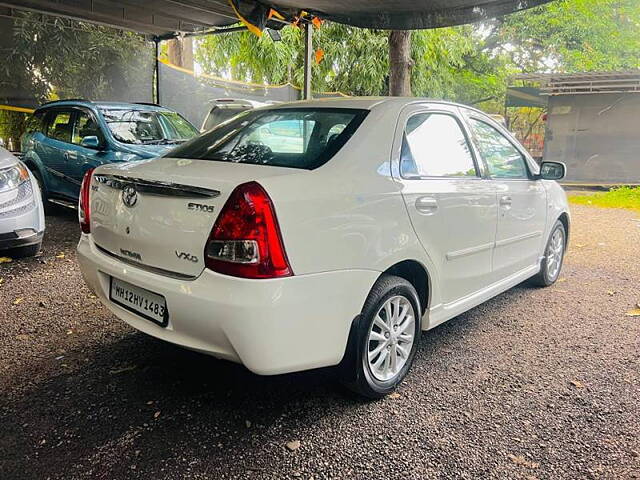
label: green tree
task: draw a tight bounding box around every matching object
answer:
[0,12,155,148]
[195,22,505,103]
[194,0,639,111]
[3,12,153,104]
[488,0,640,72]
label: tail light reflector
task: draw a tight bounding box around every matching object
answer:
[79,168,95,234]
[205,181,292,279]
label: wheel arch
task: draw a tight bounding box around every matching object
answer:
[380,259,431,316]
[22,155,43,174]
[557,211,570,246]
[339,261,430,389]
[22,155,47,188]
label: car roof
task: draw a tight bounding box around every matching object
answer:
[208,98,267,108]
[266,96,489,116]
[35,100,172,113]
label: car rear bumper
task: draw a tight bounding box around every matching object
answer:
[77,235,378,375]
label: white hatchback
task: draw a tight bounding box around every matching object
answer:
[77,98,569,398]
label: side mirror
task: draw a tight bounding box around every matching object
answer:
[80,136,100,149]
[539,161,566,181]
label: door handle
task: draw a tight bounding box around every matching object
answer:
[499,195,512,207]
[415,196,438,214]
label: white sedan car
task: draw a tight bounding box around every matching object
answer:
[77,98,569,398]
[0,147,45,257]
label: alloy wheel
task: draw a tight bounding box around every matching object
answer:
[545,227,564,281]
[366,295,416,382]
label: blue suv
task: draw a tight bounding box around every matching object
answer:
[21,100,198,207]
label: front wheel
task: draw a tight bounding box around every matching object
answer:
[530,220,566,287]
[340,275,421,399]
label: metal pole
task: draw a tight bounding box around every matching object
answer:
[154,38,160,105]
[303,22,312,100]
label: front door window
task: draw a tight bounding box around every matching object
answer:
[72,112,102,146]
[467,119,528,179]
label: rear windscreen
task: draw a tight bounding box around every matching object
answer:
[202,106,251,131]
[169,108,369,170]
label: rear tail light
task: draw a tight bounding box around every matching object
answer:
[205,181,292,279]
[79,168,95,234]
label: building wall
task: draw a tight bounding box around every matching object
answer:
[544,94,640,184]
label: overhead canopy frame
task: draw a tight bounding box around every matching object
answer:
[0,0,553,37]
[0,0,554,103]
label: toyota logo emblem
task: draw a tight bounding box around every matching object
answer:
[122,185,138,208]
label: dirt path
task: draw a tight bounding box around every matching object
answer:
[1,204,638,479]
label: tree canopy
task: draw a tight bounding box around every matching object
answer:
[195,22,505,105]
[194,0,640,110]
[0,12,153,148]
[2,12,153,105]
[493,0,640,73]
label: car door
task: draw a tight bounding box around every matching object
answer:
[67,108,107,198]
[465,114,547,281]
[24,110,56,189]
[40,109,77,199]
[394,104,497,305]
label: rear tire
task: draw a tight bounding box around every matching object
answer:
[530,220,566,287]
[339,274,421,399]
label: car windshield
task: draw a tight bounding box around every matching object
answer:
[169,108,368,170]
[100,108,198,145]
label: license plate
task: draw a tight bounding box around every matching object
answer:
[109,277,168,327]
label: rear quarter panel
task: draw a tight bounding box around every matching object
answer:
[259,105,440,308]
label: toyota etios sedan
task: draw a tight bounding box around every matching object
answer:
[77,98,569,398]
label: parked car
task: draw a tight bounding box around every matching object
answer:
[76,98,569,398]
[21,100,198,208]
[201,98,269,132]
[0,147,45,257]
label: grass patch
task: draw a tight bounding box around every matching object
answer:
[569,186,640,212]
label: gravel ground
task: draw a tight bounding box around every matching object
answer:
[1,203,639,480]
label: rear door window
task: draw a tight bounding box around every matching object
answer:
[401,113,477,178]
[25,112,45,134]
[170,108,369,170]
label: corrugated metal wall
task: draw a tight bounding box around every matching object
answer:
[544,94,640,184]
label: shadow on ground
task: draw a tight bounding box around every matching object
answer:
[0,282,509,479]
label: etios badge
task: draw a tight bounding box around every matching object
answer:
[122,185,138,208]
